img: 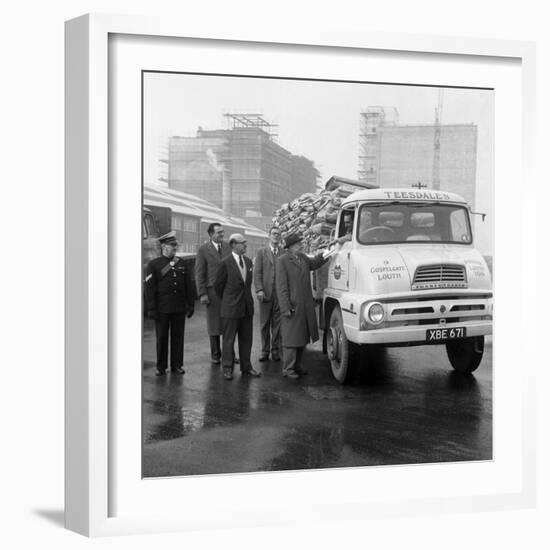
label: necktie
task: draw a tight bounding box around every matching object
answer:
[217,244,222,256]
[239,255,244,268]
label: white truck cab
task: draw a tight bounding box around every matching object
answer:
[321,187,493,383]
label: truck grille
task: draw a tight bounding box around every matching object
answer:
[412,264,467,290]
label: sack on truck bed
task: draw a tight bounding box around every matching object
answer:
[310,222,334,236]
[325,211,338,224]
[272,178,367,263]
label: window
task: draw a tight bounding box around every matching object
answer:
[357,203,472,245]
[143,213,156,239]
[183,219,198,233]
[411,212,435,228]
[450,209,471,243]
[338,209,355,239]
[171,215,183,230]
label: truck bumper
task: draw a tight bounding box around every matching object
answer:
[348,320,492,345]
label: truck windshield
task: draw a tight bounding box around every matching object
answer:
[357,202,472,245]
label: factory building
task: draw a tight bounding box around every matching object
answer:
[358,106,478,207]
[161,114,319,231]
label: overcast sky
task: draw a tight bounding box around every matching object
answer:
[144,73,493,253]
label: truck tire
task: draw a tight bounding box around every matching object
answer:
[327,306,356,384]
[445,336,484,374]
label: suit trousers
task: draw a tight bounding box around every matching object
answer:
[221,316,253,371]
[155,312,186,372]
[282,346,304,375]
[259,298,281,356]
[205,287,222,336]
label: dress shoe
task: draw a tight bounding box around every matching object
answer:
[259,354,269,362]
[283,370,300,380]
[211,356,221,364]
[155,369,166,377]
[171,366,185,374]
[223,367,233,380]
[241,368,261,377]
[271,354,281,362]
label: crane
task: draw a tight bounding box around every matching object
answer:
[432,88,444,190]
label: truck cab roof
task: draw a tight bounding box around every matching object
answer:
[342,188,468,207]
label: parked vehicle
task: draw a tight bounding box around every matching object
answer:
[317,186,492,383]
[143,205,171,270]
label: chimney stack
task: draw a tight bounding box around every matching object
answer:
[222,168,231,217]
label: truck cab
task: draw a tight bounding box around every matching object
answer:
[321,188,493,383]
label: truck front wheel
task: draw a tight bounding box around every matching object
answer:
[327,306,356,384]
[446,336,484,374]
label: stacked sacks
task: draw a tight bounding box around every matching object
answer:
[272,183,358,254]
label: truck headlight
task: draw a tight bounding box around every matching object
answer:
[367,302,385,324]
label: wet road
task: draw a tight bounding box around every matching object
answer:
[143,302,492,477]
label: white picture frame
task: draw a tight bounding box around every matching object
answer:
[65,13,536,537]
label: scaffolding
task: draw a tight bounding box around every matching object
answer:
[224,113,279,140]
[165,113,317,220]
[358,106,399,183]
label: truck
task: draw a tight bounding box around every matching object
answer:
[316,183,493,383]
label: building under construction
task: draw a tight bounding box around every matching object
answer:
[358,106,478,207]
[162,114,319,230]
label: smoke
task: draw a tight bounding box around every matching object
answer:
[205,148,223,172]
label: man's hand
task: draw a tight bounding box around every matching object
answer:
[147,310,158,320]
[186,306,194,319]
[199,294,210,306]
[283,309,293,318]
[257,290,265,303]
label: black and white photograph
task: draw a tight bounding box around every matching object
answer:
[141,72,494,478]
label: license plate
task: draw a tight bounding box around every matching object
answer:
[426,326,466,342]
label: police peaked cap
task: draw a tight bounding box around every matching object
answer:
[158,230,178,245]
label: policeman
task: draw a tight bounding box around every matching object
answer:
[145,231,195,376]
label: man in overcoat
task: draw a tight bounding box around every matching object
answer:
[214,234,261,380]
[276,232,328,379]
[145,231,195,376]
[195,222,231,364]
[253,227,283,362]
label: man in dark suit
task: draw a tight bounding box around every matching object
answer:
[276,232,328,380]
[253,227,283,362]
[145,231,195,376]
[214,233,261,380]
[195,223,231,364]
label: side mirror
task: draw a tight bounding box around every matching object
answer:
[469,207,487,222]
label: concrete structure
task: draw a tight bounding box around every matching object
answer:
[162,115,319,229]
[358,107,478,207]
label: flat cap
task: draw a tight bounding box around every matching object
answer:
[284,232,303,248]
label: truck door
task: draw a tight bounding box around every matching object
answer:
[331,207,354,291]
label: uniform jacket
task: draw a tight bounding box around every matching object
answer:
[276,251,326,347]
[195,240,231,297]
[253,245,283,301]
[214,254,254,319]
[145,255,195,314]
